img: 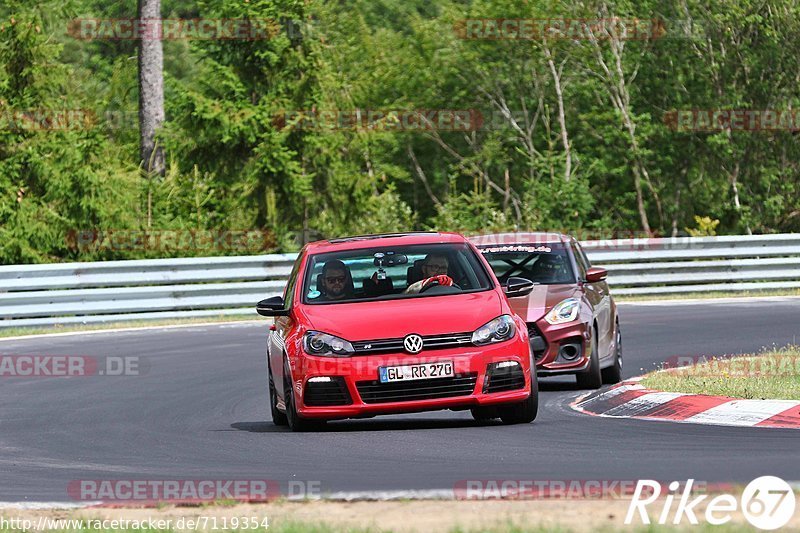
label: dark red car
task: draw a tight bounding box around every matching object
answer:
[469,233,622,389]
[256,232,539,431]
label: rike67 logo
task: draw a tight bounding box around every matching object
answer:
[626,477,796,530]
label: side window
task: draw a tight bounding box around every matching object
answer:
[283,255,303,308]
[571,243,589,279]
[577,243,592,268]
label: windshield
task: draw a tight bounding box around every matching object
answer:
[303,243,492,304]
[479,244,576,285]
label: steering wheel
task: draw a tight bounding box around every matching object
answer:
[419,275,457,293]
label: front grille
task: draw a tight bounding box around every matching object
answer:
[484,364,526,393]
[352,333,473,355]
[356,373,478,404]
[527,323,548,362]
[303,378,352,406]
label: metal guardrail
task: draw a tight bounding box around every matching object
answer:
[1,234,798,328]
[581,234,800,295]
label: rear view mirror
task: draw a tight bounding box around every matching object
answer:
[256,296,289,317]
[373,252,409,267]
[504,277,536,298]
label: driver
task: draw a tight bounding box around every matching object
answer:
[531,254,565,283]
[318,260,354,301]
[405,253,453,294]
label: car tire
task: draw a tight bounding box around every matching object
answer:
[498,373,539,424]
[470,406,497,422]
[283,362,326,432]
[268,363,288,426]
[576,329,602,389]
[601,321,623,385]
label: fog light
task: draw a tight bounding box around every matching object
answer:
[308,376,333,383]
[483,360,525,394]
[558,343,582,361]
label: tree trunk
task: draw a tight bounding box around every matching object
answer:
[138,0,165,184]
[543,44,571,182]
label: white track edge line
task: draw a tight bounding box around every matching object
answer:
[0,320,264,343]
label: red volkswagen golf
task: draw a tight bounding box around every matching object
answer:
[469,233,622,389]
[256,232,538,431]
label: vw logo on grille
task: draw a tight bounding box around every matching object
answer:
[403,334,424,354]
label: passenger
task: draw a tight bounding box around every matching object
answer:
[318,260,354,301]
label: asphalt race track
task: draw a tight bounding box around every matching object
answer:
[2,298,799,502]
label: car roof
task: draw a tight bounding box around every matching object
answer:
[468,232,572,247]
[305,232,470,254]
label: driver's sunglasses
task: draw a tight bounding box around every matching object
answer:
[424,263,448,272]
[324,275,347,284]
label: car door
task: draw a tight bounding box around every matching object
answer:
[574,241,612,359]
[269,253,303,399]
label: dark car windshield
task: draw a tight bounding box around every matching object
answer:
[303,243,492,304]
[479,243,576,285]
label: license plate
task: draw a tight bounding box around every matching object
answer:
[379,361,455,383]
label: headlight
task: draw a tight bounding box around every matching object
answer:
[472,315,516,345]
[545,298,580,325]
[303,331,355,357]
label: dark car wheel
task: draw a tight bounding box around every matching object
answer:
[283,363,325,432]
[498,373,539,424]
[470,406,497,422]
[576,329,603,389]
[601,321,623,385]
[269,364,288,426]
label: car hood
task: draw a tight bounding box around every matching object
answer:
[298,291,504,341]
[507,284,578,322]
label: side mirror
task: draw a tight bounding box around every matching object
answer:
[256,296,289,317]
[585,267,608,283]
[504,277,536,298]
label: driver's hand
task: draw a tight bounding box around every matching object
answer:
[422,274,454,290]
[405,275,453,294]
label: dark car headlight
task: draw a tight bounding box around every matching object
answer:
[472,315,516,346]
[303,331,355,357]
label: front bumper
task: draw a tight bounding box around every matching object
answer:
[530,319,592,376]
[290,340,532,419]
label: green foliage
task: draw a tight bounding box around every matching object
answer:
[430,189,513,235]
[3,0,800,264]
[686,216,721,237]
[0,1,139,263]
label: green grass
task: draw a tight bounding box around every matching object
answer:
[616,287,800,302]
[0,315,260,339]
[641,347,800,400]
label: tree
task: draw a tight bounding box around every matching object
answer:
[138,0,166,201]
